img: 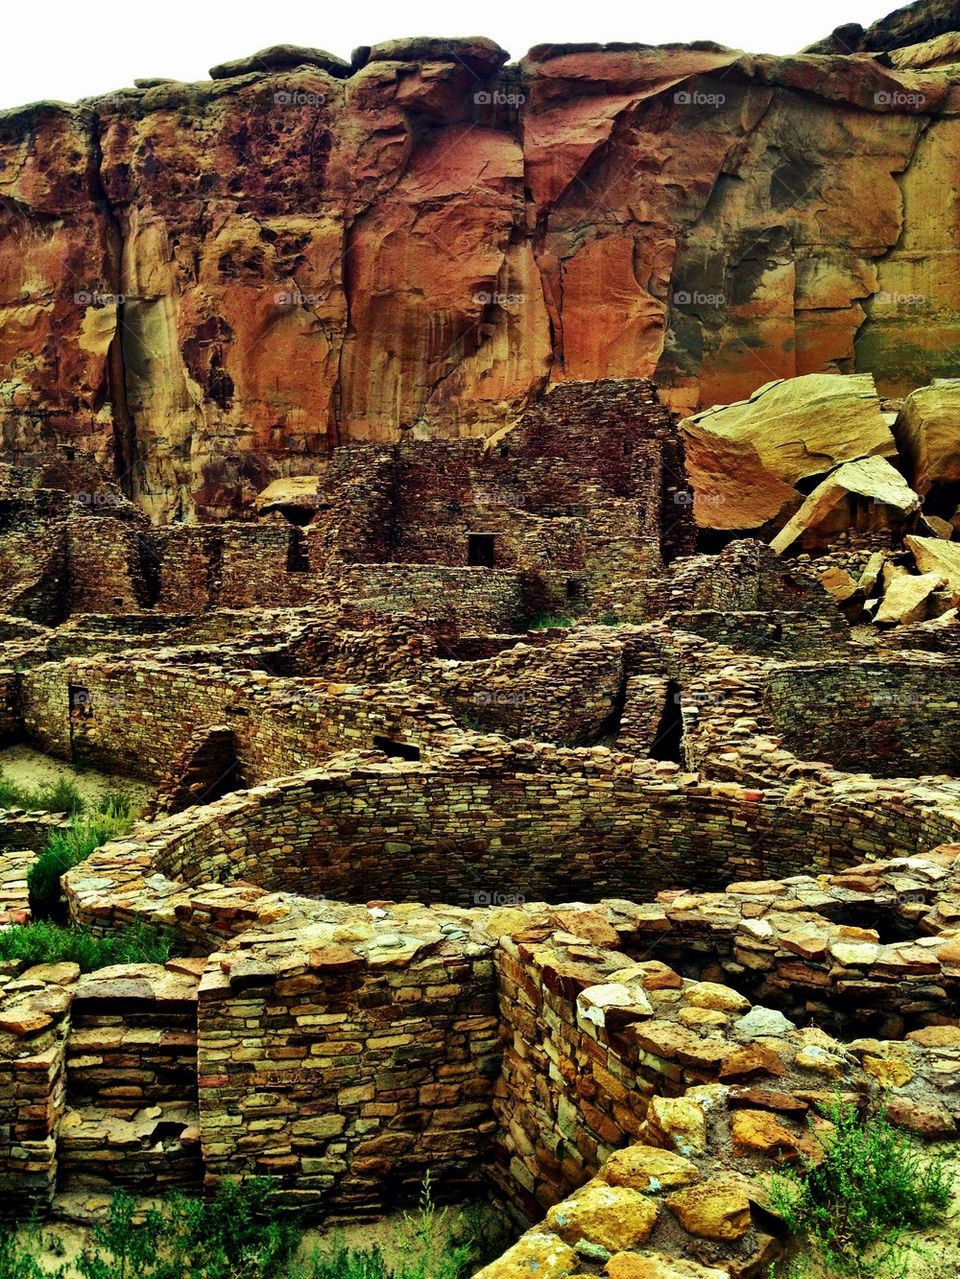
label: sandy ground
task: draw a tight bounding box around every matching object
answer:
[0,744,153,813]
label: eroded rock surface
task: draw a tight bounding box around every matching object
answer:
[1,30,958,518]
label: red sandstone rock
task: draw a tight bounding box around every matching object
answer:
[885,1096,957,1138]
[307,944,366,971]
[727,1088,809,1116]
[729,1109,815,1160]
[0,46,954,518]
[906,1024,960,1046]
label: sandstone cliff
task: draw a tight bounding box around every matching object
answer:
[1,7,960,519]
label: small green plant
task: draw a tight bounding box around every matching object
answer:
[305,1176,491,1279]
[0,920,176,972]
[305,1236,389,1279]
[0,1223,47,1279]
[597,611,622,626]
[767,1098,953,1278]
[97,789,134,818]
[27,808,132,919]
[0,770,84,815]
[394,1173,476,1279]
[74,1180,300,1279]
[528,613,574,631]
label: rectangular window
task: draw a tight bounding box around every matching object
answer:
[467,533,495,568]
[372,735,421,761]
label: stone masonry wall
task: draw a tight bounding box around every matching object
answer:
[324,566,532,632]
[765,659,960,778]
[0,985,70,1213]
[198,929,499,1214]
[20,658,460,784]
[62,747,958,933]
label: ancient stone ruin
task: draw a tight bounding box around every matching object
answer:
[3,2,960,1275]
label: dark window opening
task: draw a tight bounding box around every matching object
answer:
[499,444,510,459]
[138,535,162,608]
[372,735,421,761]
[276,504,316,527]
[113,596,124,607]
[69,684,92,718]
[287,528,310,572]
[566,578,581,601]
[623,441,633,456]
[650,679,685,764]
[468,533,496,567]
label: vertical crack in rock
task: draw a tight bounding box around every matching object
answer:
[89,110,135,494]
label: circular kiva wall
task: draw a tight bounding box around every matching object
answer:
[139,744,956,908]
[764,659,960,779]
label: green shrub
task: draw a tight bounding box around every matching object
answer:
[0,1225,47,1279]
[528,614,574,631]
[767,1098,953,1278]
[394,1176,477,1279]
[0,770,84,815]
[4,1178,509,1279]
[27,809,132,919]
[597,611,622,626]
[305,1175,479,1279]
[0,920,175,972]
[75,1180,299,1279]
[97,789,134,818]
[305,1238,389,1279]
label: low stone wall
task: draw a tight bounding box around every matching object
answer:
[0,850,35,923]
[326,565,532,632]
[20,658,460,784]
[765,657,960,778]
[5,858,960,1224]
[437,628,626,744]
[481,1013,960,1279]
[62,743,952,928]
[490,880,960,1221]
[198,922,499,1213]
[0,811,69,855]
[59,963,202,1194]
[0,979,70,1213]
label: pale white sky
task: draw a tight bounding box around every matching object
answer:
[3,0,902,111]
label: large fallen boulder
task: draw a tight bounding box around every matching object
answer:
[874,571,943,625]
[893,379,960,496]
[254,475,325,516]
[681,374,897,531]
[771,455,920,553]
[905,534,960,602]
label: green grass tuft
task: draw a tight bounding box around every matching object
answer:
[304,1174,487,1279]
[0,770,84,816]
[528,613,575,631]
[0,1225,45,1279]
[0,920,176,972]
[0,1175,499,1279]
[27,809,132,919]
[767,1097,953,1279]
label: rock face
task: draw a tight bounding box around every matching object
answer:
[0,22,959,520]
[680,375,896,531]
